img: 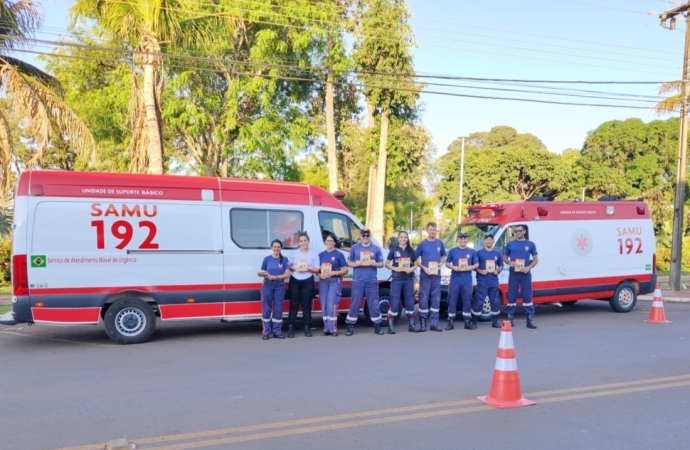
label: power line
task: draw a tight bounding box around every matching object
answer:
[7,45,660,111]
[3,33,674,91]
[79,0,681,73]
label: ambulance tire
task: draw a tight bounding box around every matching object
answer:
[363,288,400,324]
[104,298,156,344]
[563,300,578,306]
[609,282,637,313]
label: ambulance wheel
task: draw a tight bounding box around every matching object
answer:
[609,282,637,313]
[364,288,399,324]
[104,298,156,344]
[478,295,493,322]
[563,300,578,306]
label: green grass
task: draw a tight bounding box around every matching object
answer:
[655,271,690,277]
[0,305,11,315]
[0,285,11,295]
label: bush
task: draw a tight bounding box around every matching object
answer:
[656,240,690,272]
[0,236,10,286]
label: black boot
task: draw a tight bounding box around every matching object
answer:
[471,316,479,328]
[374,323,385,335]
[287,325,295,338]
[492,316,501,328]
[346,324,354,336]
[304,324,312,337]
[507,314,514,326]
[429,323,443,332]
[526,315,537,329]
[445,318,455,330]
[419,318,427,332]
[408,317,419,332]
[464,317,477,330]
[387,320,396,334]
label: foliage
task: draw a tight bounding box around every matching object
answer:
[434,126,576,218]
[580,118,681,232]
[0,234,10,286]
[655,240,690,271]
[0,0,95,203]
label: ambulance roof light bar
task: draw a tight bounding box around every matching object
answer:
[467,203,504,216]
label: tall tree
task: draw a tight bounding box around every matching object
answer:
[70,0,214,174]
[0,0,95,204]
[41,27,132,173]
[435,127,570,214]
[353,0,419,243]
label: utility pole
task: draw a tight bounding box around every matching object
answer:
[660,3,690,291]
[457,136,466,225]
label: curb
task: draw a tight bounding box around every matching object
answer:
[638,295,690,303]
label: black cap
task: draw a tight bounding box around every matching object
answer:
[361,228,371,235]
[484,233,495,240]
[458,232,468,238]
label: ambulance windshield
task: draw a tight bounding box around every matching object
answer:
[443,224,500,250]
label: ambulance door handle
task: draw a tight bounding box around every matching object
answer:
[557,266,566,276]
[126,250,224,254]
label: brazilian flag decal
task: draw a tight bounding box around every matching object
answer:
[31,255,47,268]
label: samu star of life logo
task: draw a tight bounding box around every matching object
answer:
[571,229,593,256]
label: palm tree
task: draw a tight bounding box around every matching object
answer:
[0,0,95,205]
[70,0,216,175]
[655,80,681,115]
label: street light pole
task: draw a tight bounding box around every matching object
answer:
[410,206,413,233]
[660,4,690,291]
[458,136,466,225]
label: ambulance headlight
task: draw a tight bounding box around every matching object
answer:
[441,276,450,286]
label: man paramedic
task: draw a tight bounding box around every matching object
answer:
[503,225,538,329]
[345,228,385,336]
[445,232,478,330]
[414,222,447,332]
[475,234,503,328]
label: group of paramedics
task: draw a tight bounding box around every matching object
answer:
[257,222,538,340]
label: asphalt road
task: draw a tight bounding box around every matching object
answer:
[1,300,689,450]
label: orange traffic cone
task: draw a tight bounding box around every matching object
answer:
[644,284,671,324]
[478,320,535,408]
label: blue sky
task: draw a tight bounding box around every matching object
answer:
[25,0,687,155]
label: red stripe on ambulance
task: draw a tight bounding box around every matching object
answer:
[32,307,101,324]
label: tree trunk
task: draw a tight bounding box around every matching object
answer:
[365,100,377,228]
[143,52,164,175]
[366,166,376,228]
[325,70,338,193]
[372,109,390,244]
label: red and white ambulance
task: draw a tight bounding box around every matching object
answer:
[2,171,393,343]
[440,200,657,317]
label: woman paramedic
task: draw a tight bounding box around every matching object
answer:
[287,232,320,338]
[318,233,348,336]
[384,230,418,334]
[257,239,291,340]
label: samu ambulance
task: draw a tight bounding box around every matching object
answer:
[440,200,657,318]
[1,171,393,344]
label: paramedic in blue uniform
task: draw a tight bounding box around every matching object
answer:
[318,234,348,336]
[384,230,418,334]
[257,239,291,340]
[287,231,320,338]
[445,232,478,330]
[414,222,446,332]
[475,233,503,328]
[503,225,539,329]
[345,228,385,336]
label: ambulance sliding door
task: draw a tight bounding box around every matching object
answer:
[221,206,303,319]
